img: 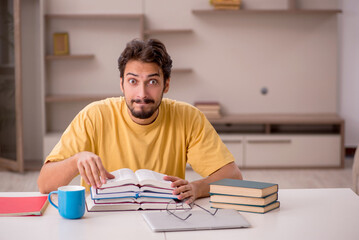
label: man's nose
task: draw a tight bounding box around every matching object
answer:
[137,83,148,98]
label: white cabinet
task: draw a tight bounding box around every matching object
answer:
[245,135,341,167]
[220,134,341,168]
[219,134,244,167]
[215,114,344,168]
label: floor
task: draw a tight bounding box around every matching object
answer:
[0,157,355,192]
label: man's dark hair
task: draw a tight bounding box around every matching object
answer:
[118,38,172,82]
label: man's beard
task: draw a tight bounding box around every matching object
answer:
[127,98,160,119]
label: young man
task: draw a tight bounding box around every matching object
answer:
[37,39,242,204]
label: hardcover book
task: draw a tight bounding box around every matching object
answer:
[91,187,177,200]
[86,195,190,212]
[210,179,278,198]
[194,102,221,110]
[210,192,278,206]
[210,201,280,214]
[93,196,177,204]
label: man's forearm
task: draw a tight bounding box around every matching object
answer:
[37,156,79,194]
[191,162,243,199]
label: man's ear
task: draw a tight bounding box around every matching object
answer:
[163,78,170,93]
[120,77,124,93]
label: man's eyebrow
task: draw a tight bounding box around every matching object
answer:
[147,73,160,78]
[126,73,139,77]
[125,72,160,78]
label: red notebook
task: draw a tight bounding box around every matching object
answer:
[0,196,49,216]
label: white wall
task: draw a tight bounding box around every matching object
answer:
[340,0,359,147]
[21,0,357,162]
[145,0,339,115]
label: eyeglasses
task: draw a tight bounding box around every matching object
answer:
[166,199,218,221]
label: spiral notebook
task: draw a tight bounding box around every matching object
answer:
[142,208,250,232]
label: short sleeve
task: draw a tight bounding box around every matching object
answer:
[45,105,97,163]
[186,109,234,177]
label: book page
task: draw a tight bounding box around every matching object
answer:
[102,168,139,188]
[135,169,173,189]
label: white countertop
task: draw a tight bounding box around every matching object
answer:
[1,188,359,240]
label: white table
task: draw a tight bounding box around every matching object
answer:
[1,189,359,240]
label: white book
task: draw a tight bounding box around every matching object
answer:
[100,168,173,190]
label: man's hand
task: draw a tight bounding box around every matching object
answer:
[75,151,115,188]
[163,175,198,204]
[163,162,242,205]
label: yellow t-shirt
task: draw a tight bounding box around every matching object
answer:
[46,97,234,190]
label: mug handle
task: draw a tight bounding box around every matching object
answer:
[48,191,59,209]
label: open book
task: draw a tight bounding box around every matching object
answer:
[86,169,189,211]
[91,168,177,200]
[101,168,172,190]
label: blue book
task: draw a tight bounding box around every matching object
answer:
[210,192,278,206]
[210,179,278,197]
[90,187,178,200]
[210,201,280,214]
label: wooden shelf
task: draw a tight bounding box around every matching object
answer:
[45,54,95,60]
[45,95,115,103]
[144,29,193,35]
[192,9,342,15]
[45,13,144,19]
[208,113,344,125]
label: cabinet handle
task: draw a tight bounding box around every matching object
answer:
[247,139,292,144]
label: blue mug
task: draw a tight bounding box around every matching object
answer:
[48,185,85,219]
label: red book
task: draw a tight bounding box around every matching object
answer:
[194,101,221,111]
[0,196,49,216]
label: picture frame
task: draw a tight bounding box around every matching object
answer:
[53,32,69,55]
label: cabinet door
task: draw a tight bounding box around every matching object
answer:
[219,134,244,167]
[245,135,341,167]
[0,0,24,172]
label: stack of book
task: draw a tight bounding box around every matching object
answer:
[210,0,241,10]
[194,101,222,119]
[209,179,280,214]
[86,168,190,212]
